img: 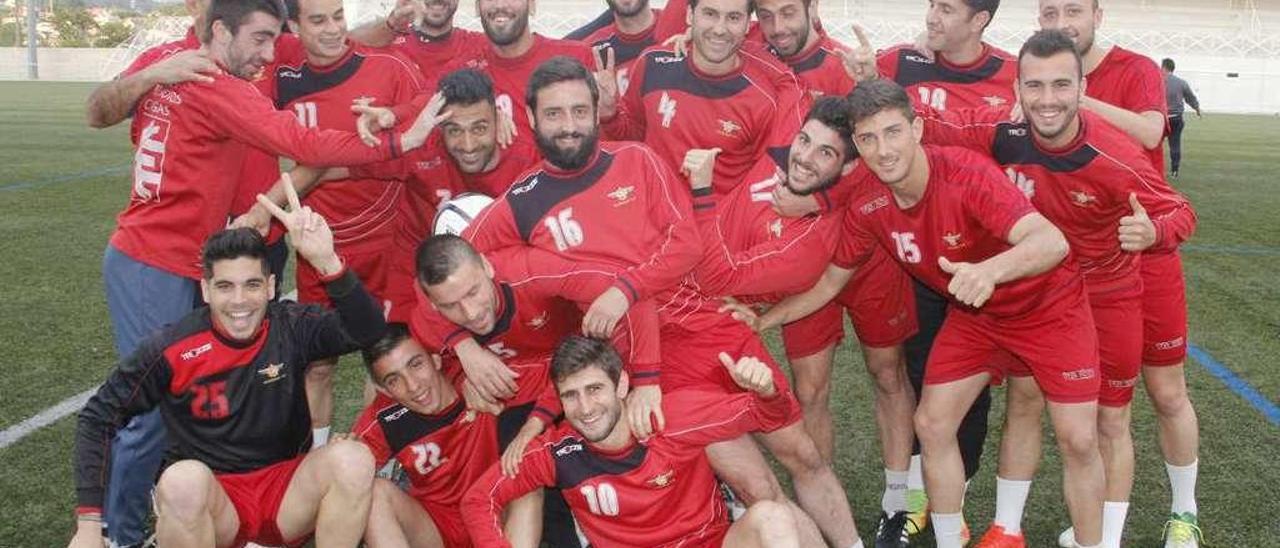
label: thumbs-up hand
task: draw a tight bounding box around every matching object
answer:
[1118,192,1156,252]
[719,352,777,398]
[682,148,722,191]
[938,256,997,308]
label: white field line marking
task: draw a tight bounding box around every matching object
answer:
[0,388,96,450]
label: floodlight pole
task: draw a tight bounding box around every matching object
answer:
[25,0,39,79]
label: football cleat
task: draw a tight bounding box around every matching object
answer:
[975,524,1026,548]
[874,511,911,548]
[1163,512,1202,548]
[904,488,929,535]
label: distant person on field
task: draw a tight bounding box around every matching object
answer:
[1162,58,1202,179]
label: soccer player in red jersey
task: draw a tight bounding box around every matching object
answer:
[72,192,387,548]
[599,0,806,195]
[748,80,1108,548]
[387,0,488,78]
[248,0,427,450]
[462,336,802,548]
[354,326,545,548]
[756,0,856,99]
[565,0,664,97]
[692,98,918,544]
[348,69,542,205]
[870,0,1017,112]
[916,30,1196,548]
[1037,4,1203,544]
[463,57,703,430]
[96,0,440,543]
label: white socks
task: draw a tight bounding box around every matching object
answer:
[848,541,865,548]
[312,426,331,448]
[1166,460,1199,515]
[1102,500,1129,548]
[933,512,965,548]
[883,469,909,514]
[993,477,1032,534]
[907,454,925,490]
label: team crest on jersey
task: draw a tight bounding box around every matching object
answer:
[767,218,783,239]
[982,95,1008,107]
[1069,190,1098,207]
[942,231,965,249]
[646,469,676,488]
[717,119,742,137]
[607,185,636,206]
[527,310,550,329]
[258,362,286,384]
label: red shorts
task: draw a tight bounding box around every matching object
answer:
[296,245,416,323]
[1006,290,1142,407]
[929,288,1100,404]
[659,315,803,430]
[414,498,469,548]
[1140,251,1188,366]
[781,247,917,359]
[214,456,307,548]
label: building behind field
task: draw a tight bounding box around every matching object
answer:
[1,0,1278,113]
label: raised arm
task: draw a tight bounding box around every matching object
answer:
[86,50,217,128]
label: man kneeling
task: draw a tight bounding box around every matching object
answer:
[71,186,386,548]
[462,335,801,547]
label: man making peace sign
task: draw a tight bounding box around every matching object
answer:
[72,180,387,548]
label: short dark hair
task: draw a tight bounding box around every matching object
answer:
[963,0,1000,30]
[806,96,857,161]
[526,56,599,112]
[550,335,623,387]
[846,79,916,127]
[206,0,286,40]
[1162,58,1176,72]
[1019,29,1082,80]
[416,234,483,286]
[688,0,757,13]
[361,323,411,381]
[439,69,496,109]
[201,228,270,279]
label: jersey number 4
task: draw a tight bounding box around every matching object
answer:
[544,208,585,251]
[580,482,620,516]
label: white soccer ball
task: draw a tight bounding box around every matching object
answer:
[432,192,495,236]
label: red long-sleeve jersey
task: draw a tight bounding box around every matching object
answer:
[877,43,1017,112]
[112,66,405,279]
[565,9,663,97]
[353,392,524,547]
[1084,46,1169,174]
[690,147,842,302]
[274,44,425,253]
[352,132,541,204]
[604,44,806,194]
[462,389,793,548]
[778,34,857,99]
[834,145,1084,318]
[389,27,487,82]
[920,107,1195,296]
[409,246,662,398]
[464,141,701,305]
[118,29,303,244]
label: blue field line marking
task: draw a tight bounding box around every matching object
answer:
[1188,343,1280,427]
[1181,243,1280,257]
[0,163,130,192]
